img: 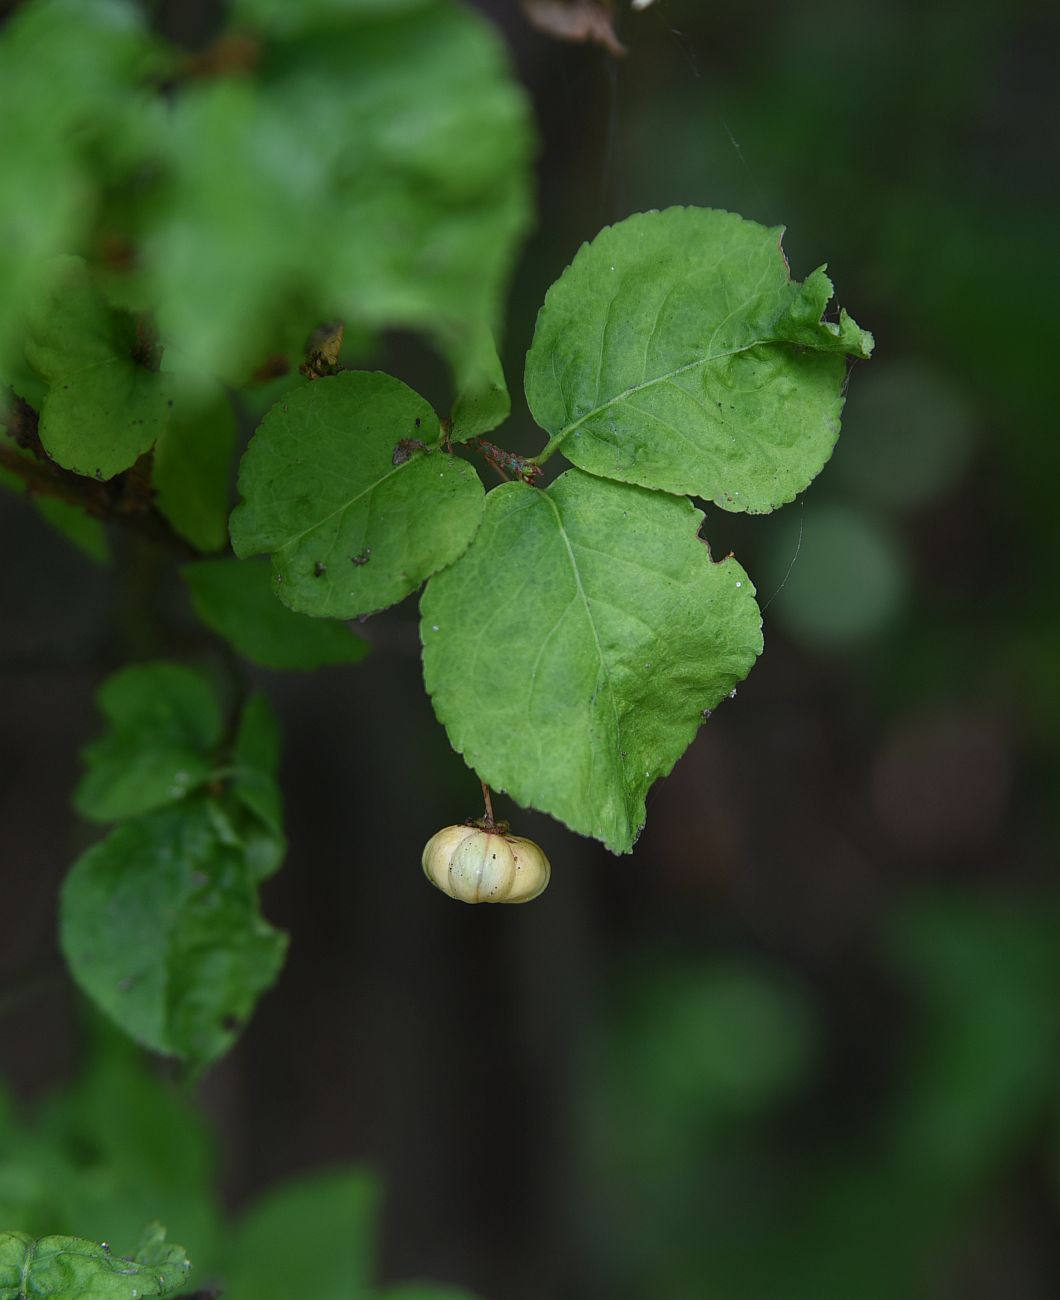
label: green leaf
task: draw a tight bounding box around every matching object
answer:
[153,382,237,553]
[59,799,287,1067]
[229,372,484,618]
[148,3,532,388]
[446,324,511,441]
[422,469,763,852]
[0,1224,190,1300]
[0,993,222,1267]
[184,557,369,670]
[233,691,282,782]
[75,664,223,824]
[763,503,907,649]
[22,257,171,481]
[146,80,322,382]
[227,693,286,881]
[47,1034,213,1194]
[38,1026,220,1259]
[268,4,533,345]
[0,0,160,373]
[233,0,431,34]
[223,1170,378,1300]
[525,207,874,513]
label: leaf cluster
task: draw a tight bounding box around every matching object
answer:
[233,207,871,851]
[1,0,871,1082]
[60,667,288,1069]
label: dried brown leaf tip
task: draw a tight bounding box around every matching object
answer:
[300,321,345,380]
[521,0,625,57]
[392,437,428,466]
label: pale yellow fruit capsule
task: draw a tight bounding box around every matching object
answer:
[422,824,550,904]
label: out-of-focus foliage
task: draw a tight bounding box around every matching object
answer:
[183,558,369,670]
[0,0,532,391]
[0,0,159,374]
[222,1170,377,1300]
[22,256,171,481]
[0,1025,477,1298]
[0,1028,220,1269]
[765,502,907,650]
[152,378,237,554]
[581,896,1060,1299]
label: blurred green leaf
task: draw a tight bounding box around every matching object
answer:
[0,1024,221,1267]
[884,894,1060,1183]
[447,325,511,441]
[270,2,533,347]
[615,961,818,1130]
[45,1043,211,1200]
[230,372,484,619]
[22,258,170,481]
[0,1224,190,1300]
[184,557,369,670]
[0,0,161,371]
[153,382,237,554]
[150,2,532,391]
[75,664,222,824]
[422,469,762,852]
[525,207,872,511]
[146,80,322,382]
[833,360,975,511]
[764,502,907,649]
[227,693,287,882]
[223,1170,377,1300]
[233,0,431,34]
[59,799,287,1067]
[233,691,281,781]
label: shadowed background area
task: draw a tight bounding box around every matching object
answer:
[2,1,1059,1298]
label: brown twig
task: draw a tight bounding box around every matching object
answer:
[1,391,197,557]
[466,437,543,486]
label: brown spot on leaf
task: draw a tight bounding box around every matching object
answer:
[392,437,428,466]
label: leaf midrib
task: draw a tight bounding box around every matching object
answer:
[541,489,631,834]
[551,337,768,451]
[18,1236,36,1300]
[273,457,414,554]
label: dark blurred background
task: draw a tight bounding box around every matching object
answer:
[2,2,1059,1298]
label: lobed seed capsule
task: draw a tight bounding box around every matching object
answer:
[421,824,550,904]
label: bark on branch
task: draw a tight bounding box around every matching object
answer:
[1,391,197,556]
